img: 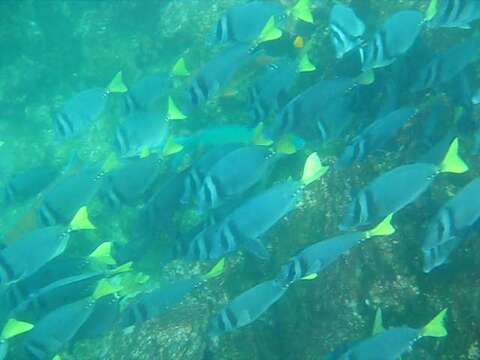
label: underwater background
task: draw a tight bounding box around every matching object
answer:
[0,0,480,359]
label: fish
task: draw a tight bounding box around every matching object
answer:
[336,107,416,168]
[426,0,480,29]
[193,145,280,211]
[37,163,103,227]
[102,156,162,207]
[334,309,448,360]
[265,77,360,142]
[422,178,480,272]
[187,44,256,107]
[123,73,171,114]
[119,259,224,328]
[410,36,480,93]
[340,138,468,230]
[0,319,34,360]
[329,4,365,59]
[0,207,94,286]
[208,279,287,335]
[54,71,127,141]
[23,278,121,359]
[2,166,58,205]
[360,10,423,71]
[472,87,480,104]
[214,1,284,45]
[185,153,328,261]
[277,215,395,287]
[175,125,256,151]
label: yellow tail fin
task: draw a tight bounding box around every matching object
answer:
[291,0,313,23]
[439,138,469,174]
[1,319,34,340]
[372,308,385,336]
[257,16,282,44]
[425,0,438,21]
[275,135,298,155]
[364,214,395,239]
[297,53,316,73]
[110,261,133,275]
[92,278,123,300]
[252,122,274,146]
[301,152,329,186]
[203,258,225,280]
[356,69,375,85]
[301,273,318,280]
[69,206,96,231]
[162,135,184,157]
[106,71,128,94]
[101,153,120,173]
[167,96,187,120]
[420,308,448,338]
[171,57,190,77]
[88,242,116,266]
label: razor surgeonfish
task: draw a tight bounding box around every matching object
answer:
[422,177,480,272]
[332,309,448,360]
[54,72,127,141]
[123,73,171,114]
[187,44,257,107]
[0,207,94,286]
[120,259,224,328]
[277,215,395,287]
[2,166,58,205]
[337,107,417,168]
[214,1,284,45]
[340,138,468,230]
[208,279,287,335]
[426,0,480,29]
[360,10,423,71]
[0,319,34,360]
[329,4,366,59]
[411,36,480,93]
[185,153,328,261]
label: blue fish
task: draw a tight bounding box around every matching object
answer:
[277,215,395,287]
[209,279,287,335]
[422,178,480,272]
[329,4,365,59]
[411,36,480,93]
[340,138,468,230]
[360,10,423,71]
[185,153,328,261]
[337,107,416,168]
[334,309,448,360]
[123,74,171,114]
[427,0,480,29]
[54,72,127,141]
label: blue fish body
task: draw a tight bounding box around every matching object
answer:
[423,178,480,272]
[428,0,480,29]
[341,163,438,230]
[209,279,287,334]
[337,107,416,168]
[277,232,364,286]
[114,111,169,158]
[214,1,284,44]
[123,74,170,114]
[54,87,106,141]
[74,295,119,341]
[330,4,365,59]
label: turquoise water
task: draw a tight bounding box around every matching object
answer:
[0,1,479,359]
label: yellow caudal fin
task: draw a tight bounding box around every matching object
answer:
[0,141,4,148]
[301,152,329,186]
[420,309,448,338]
[439,138,469,174]
[52,355,62,360]
[425,0,438,21]
[167,96,187,120]
[106,71,128,94]
[92,278,122,300]
[69,206,96,231]
[101,153,120,173]
[171,57,190,77]
[109,261,133,275]
[297,52,316,73]
[291,0,313,24]
[203,258,225,280]
[88,242,116,265]
[372,308,385,336]
[364,214,395,239]
[257,16,283,44]
[1,319,34,340]
[275,135,298,155]
[162,135,184,157]
[356,69,375,85]
[301,273,318,280]
[139,147,151,159]
[252,122,274,146]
